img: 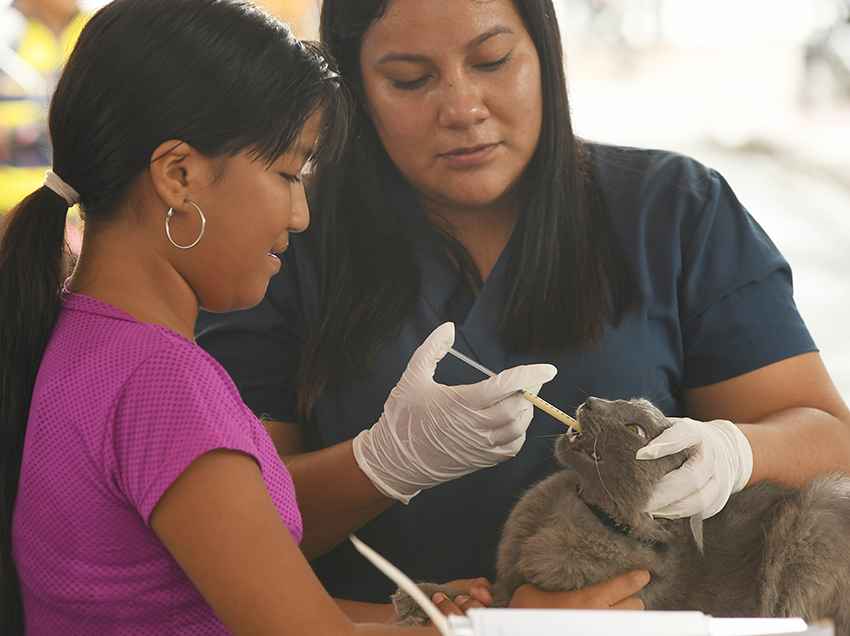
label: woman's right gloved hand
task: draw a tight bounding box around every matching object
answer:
[352,323,557,504]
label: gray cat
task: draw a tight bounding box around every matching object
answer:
[394,397,850,633]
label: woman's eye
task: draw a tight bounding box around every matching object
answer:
[391,76,430,91]
[476,52,512,71]
[279,173,301,184]
[626,423,647,439]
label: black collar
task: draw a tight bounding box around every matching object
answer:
[578,488,663,548]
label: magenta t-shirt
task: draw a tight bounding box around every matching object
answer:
[12,293,303,634]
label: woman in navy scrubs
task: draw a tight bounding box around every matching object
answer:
[197,0,850,616]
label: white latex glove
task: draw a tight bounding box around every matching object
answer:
[352,323,558,504]
[635,417,753,519]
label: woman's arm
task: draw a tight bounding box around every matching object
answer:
[509,571,649,610]
[151,449,437,636]
[264,419,395,559]
[685,351,850,486]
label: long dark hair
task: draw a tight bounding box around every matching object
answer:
[0,1,346,630]
[298,0,636,414]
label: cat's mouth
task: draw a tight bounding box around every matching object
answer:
[567,433,602,462]
[566,408,602,462]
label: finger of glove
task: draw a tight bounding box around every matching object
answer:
[635,424,702,460]
[493,431,526,458]
[649,476,721,519]
[406,322,455,379]
[643,452,712,512]
[453,363,557,410]
[702,477,729,519]
[482,402,535,445]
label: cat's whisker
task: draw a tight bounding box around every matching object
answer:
[593,434,616,505]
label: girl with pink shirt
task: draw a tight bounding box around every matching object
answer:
[0,1,559,633]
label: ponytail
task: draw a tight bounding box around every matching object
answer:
[0,187,70,632]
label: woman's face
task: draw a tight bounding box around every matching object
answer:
[359,0,542,211]
[182,114,319,313]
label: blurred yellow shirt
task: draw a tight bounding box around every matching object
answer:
[257,0,318,37]
[0,11,89,213]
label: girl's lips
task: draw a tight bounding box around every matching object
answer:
[270,241,289,255]
[267,252,282,272]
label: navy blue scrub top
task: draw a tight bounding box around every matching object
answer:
[196,143,816,602]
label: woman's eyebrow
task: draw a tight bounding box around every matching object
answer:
[468,25,514,49]
[376,25,514,66]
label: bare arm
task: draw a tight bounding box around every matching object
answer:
[150,449,436,636]
[336,600,395,623]
[509,571,649,610]
[263,419,394,559]
[685,352,850,486]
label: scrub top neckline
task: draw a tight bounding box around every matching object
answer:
[413,217,519,374]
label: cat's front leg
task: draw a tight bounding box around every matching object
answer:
[392,583,456,626]
[392,582,507,625]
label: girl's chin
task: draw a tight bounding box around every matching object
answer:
[200,281,270,315]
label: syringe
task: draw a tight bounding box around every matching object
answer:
[447,348,581,432]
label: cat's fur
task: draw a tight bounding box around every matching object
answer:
[394,398,850,633]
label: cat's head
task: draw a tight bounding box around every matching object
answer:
[555,397,691,531]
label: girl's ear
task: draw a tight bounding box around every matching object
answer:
[148,141,213,210]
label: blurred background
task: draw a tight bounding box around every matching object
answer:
[2,0,849,396]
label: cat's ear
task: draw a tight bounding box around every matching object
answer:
[689,515,704,554]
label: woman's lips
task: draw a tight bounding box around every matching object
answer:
[438,142,501,168]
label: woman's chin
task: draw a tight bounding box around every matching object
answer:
[427,180,516,211]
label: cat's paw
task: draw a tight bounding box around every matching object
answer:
[392,582,464,625]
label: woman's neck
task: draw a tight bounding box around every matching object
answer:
[421,196,519,282]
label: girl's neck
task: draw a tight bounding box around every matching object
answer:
[68,225,199,341]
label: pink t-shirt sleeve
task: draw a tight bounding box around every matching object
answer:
[107,340,264,524]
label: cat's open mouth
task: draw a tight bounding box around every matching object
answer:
[566,413,602,462]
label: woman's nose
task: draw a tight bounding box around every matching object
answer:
[437,79,489,129]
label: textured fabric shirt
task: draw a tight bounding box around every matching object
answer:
[13,293,302,634]
[197,143,816,602]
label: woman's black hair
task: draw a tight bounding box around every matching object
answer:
[298,0,636,415]
[0,1,347,630]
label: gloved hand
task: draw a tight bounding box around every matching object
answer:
[635,417,753,519]
[353,323,557,504]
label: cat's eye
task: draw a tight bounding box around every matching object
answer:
[626,423,647,439]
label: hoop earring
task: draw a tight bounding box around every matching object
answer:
[165,200,206,250]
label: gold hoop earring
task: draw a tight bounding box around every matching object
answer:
[165,200,206,250]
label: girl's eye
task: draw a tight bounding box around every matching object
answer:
[392,76,430,91]
[476,52,512,71]
[626,423,647,439]
[279,173,301,184]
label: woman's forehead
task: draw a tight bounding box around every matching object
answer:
[362,0,524,58]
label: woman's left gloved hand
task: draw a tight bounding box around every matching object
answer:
[635,417,753,519]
